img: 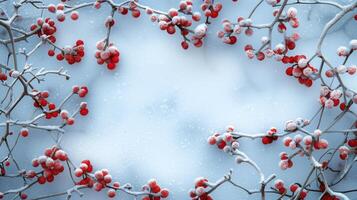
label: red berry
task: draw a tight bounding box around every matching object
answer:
[38,176,46,184]
[56,53,64,61]
[71,11,79,20]
[181,41,189,50]
[106,63,115,70]
[48,50,55,56]
[262,136,273,144]
[80,108,89,116]
[229,36,237,45]
[161,189,169,198]
[20,128,29,137]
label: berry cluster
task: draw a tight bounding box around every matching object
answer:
[284,55,317,87]
[141,179,170,200]
[95,41,120,70]
[200,0,222,19]
[279,151,294,170]
[30,17,57,43]
[178,0,201,21]
[50,40,85,65]
[261,127,278,145]
[127,2,141,18]
[284,131,328,151]
[45,102,60,119]
[274,180,308,199]
[146,0,204,49]
[319,86,344,110]
[59,109,74,125]
[92,169,114,192]
[149,8,192,38]
[218,6,298,51]
[189,177,212,200]
[33,90,51,108]
[31,147,68,185]
[72,85,89,98]
[207,125,238,153]
[75,160,93,178]
[280,131,329,170]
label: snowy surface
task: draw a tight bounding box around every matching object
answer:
[1,0,357,199]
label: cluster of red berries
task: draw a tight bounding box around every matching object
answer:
[59,102,88,125]
[118,2,140,18]
[279,151,294,170]
[145,1,201,49]
[186,23,208,49]
[45,102,60,119]
[201,0,222,19]
[261,127,278,144]
[59,109,75,125]
[319,86,344,110]
[75,160,95,186]
[284,55,317,87]
[72,85,89,98]
[49,40,85,65]
[277,7,299,31]
[284,131,328,151]
[31,147,68,185]
[95,41,120,70]
[218,6,298,49]
[150,8,189,37]
[141,179,170,200]
[78,168,122,199]
[92,169,113,191]
[289,183,308,199]
[30,17,57,43]
[217,19,239,45]
[33,90,59,119]
[207,125,239,153]
[274,180,307,199]
[189,177,212,200]
[33,90,51,108]
[126,1,142,18]
[178,0,201,20]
